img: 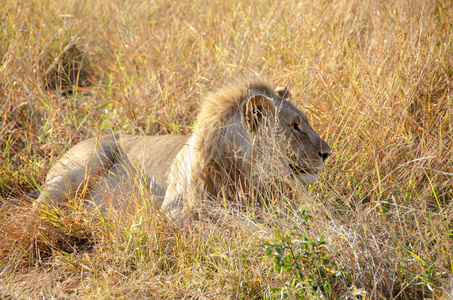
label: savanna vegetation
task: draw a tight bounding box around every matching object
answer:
[1,0,452,298]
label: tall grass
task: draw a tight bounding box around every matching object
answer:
[1,0,452,298]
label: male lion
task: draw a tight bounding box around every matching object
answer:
[34,79,331,222]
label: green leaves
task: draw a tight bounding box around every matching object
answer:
[259,208,339,299]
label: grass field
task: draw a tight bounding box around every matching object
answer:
[1,0,452,298]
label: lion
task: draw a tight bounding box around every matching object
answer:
[33,79,331,222]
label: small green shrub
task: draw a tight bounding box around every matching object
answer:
[260,209,339,299]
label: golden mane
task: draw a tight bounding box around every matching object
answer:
[188,79,281,200]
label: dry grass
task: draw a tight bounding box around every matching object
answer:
[1,0,452,298]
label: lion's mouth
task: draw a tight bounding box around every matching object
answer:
[289,164,307,174]
[289,164,319,185]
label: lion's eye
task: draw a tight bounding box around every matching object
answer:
[291,123,301,132]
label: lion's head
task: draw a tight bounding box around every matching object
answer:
[243,85,331,185]
[188,79,331,199]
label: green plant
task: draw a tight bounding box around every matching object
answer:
[260,209,338,299]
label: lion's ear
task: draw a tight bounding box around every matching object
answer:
[244,94,275,131]
[276,86,292,101]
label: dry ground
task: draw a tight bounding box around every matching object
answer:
[1,0,452,298]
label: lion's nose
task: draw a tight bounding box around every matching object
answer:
[318,150,331,162]
[318,139,331,162]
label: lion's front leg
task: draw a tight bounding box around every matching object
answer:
[161,142,194,223]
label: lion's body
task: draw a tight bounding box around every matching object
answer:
[35,79,331,222]
[86,134,188,205]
